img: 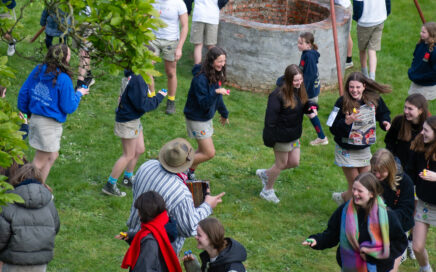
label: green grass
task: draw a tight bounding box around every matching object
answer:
[2,0,436,271]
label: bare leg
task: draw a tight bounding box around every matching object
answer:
[125,131,145,173]
[368,49,377,78]
[265,148,300,190]
[347,35,353,58]
[78,49,91,81]
[413,221,430,267]
[33,150,59,182]
[191,137,215,170]
[109,136,141,179]
[359,49,367,70]
[193,43,203,65]
[165,60,177,97]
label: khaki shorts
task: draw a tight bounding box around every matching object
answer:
[186,118,213,139]
[29,114,63,153]
[190,22,218,46]
[274,139,300,152]
[415,199,436,226]
[357,23,384,51]
[149,38,179,62]
[334,145,371,168]
[408,82,436,101]
[114,119,143,139]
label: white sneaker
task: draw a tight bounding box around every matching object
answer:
[310,137,328,146]
[345,61,353,69]
[400,248,407,264]
[408,240,416,260]
[419,266,433,272]
[260,188,280,204]
[7,42,15,56]
[332,192,344,206]
[256,169,268,187]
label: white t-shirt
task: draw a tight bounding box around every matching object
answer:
[192,0,220,25]
[334,0,351,8]
[152,0,187,41]
[357,0,387,27]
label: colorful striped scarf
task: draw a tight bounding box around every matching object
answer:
[339,196,390,272]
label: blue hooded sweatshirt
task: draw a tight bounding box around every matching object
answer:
[184,64,229,121]
[408,41,436,86]
[299,49,320,99]
[17,64,82,123]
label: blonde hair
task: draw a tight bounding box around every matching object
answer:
[370,149,399,191]
[421,22,436,52]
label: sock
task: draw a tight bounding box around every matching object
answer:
[369,72,375,81]
[168,95,175,101]
[346,56,352,63]
[361,67,368,77]
[147,90,156,97]
[310,116,325,139]
[124,171,133,178]
[108,176,117,185]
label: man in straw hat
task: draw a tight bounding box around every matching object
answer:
[126,138,225,253]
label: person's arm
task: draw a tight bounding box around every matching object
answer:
[40,9,48,26]
[175,12,188,62]
[127,76,165,114]
[393,174,415,231]
[58,74,83,114]
[0,215,11,252]
[405,151,419,185]
[172,198,212,238]
[216,95,229,119]
[131,236,161,272]
[375,97,391,131]
[264,91,281,128]
[384,116,400,153]
[193,76,221,111]
[329,98,352,138]
[387,210,408,260]
[17,65,40,114]
[308,204,343,250]
[301,53,317,93]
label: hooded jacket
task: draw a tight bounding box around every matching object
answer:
[300,49,320,99]
[199,238,246,272]
[184,64,229,122]
[0,180,60,265]
[408,41,436,86]
[17,64,82,123]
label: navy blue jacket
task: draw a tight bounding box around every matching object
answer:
[116,71,164,122]
[408,42,436,86]
[406,150,436,205]
[184,64,229,122]
[352,0,391,22]
[330,96,390,150]
[300,49,320,99]
[40,8,70,37]
[2,0,15,9]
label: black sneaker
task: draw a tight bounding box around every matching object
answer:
[166,100,175,115]
[102,182,126,197]
[84,77,95,88]
[122,176,133,187]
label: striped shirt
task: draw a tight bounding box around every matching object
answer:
[126,159,212,253]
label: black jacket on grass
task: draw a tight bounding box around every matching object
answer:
[406,150,436,205]
[309,202,407,272]
[199,238,246,272]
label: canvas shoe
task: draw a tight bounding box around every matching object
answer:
[310,137,328,146]
[332,192,344,206]
[345,61,353,69]
[256,169,268,187]
[260,188,280,204]
[419,266,433,272]
[408,240,416,260]
[7,41,15,56]
[166,100,175,115]
[122,175,134,187]
[400,248,407,264]
[102,182,126,197]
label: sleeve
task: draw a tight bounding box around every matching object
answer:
[301,54,317,93]
[375,97,391,131]
[40,9,48,26]
[0,214,11,251]
[192,77,220,111]
[405,151,419,185]
[127,77,163,114]
[17,65,40,114]
[329,98,351,138]
[309,205,343,250]
[58,74,82,114]
[384,116,401,154]
[393,174,415,231]
[217,95,229,119]
[172,199,212,238]
[49,201,61,234]
[264,92,281,128]
[131,237,160,272]
[184,258,202,272]
[178,0,188,15]
[388,211,408,260]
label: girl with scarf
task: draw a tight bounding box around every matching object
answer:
[118,191,181,272]
[303,172,407,271]
[407,115,436,272]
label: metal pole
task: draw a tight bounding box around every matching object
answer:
[329,0,344,96]
[413,0,426,24]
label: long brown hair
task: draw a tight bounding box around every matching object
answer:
[397,93,428,141]
[38,44,73,86]
[198,217,227,252]
[300,32,318,50]
[354,172,383,215]
[200,47,226,85]
[420,22,436,52]
[370,149,398,191]
[411,115,436,161]
[342,72,391,114]
[280,64,308,109]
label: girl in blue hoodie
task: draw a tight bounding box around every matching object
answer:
[17,44,89,183]
[408,22,436,101]
[298,32,328,146]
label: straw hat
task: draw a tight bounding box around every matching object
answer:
[159,138,194,173]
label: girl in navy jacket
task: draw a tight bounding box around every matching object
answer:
[328,72,391,205]
[408,22,436,101]
[183,47,229,180]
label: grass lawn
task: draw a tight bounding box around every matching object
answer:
[2,0,436,271]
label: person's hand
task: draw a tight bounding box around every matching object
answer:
[19,112,28,124]
[174,48,182,61]
[115,233,128,241]
[307,108,318,119]
[219,116,229,126]
[182,254,195,262]
[158,90,168,97]
[360,248,368,261]
[345,111,360,125]
[419,169,436,182]
[302,238,317,247]
[215,88,229,95]
[204,192,225,209]
[77,87,89,96]
[383,121,391,131]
